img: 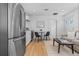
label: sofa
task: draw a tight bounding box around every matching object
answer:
[64,32,79,53]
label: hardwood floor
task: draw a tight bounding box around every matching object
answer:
[24,40,48,56]
[24,39,79,56]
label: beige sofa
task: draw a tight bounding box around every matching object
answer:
[65,32,79,53]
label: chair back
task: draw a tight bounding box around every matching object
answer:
[31,31,34,39]
[35,32,40,37]
[46,31,50,36]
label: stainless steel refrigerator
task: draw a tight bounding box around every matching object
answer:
[0,3,8,56]
[8,4,26,56]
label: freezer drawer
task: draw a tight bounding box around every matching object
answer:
[8,36,26,56]
[14,37,26,56]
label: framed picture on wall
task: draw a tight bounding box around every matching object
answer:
[65,15,74,31]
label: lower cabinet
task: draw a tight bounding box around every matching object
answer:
[26,31,31,45]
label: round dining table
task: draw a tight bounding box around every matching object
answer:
[39,31,45,40]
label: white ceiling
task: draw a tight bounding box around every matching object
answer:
[21,3,79,16]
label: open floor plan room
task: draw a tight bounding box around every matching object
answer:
[1,3,79,56]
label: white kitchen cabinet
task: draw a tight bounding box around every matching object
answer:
[26,31,31,45]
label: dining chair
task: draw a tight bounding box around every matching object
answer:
[35,32,41,41]
[44,31,50,40]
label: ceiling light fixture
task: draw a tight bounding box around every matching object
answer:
[53,13,58,15]
[44,8,49,11]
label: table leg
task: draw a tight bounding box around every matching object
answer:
[53,39,55,46]
[41,37,42,40]
[30,39,33,42]
[41,32,42,40]
[46,36,47,40]
[58,43,60,53]
[72,45,74,54]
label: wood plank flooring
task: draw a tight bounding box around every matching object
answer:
[24,40,48,56]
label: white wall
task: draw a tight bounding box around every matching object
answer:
[57,16,65,37]
[63,7,79,34]
[27,16,56,39]
[26,15,65,39]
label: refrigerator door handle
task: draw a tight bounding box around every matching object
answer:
[9,35,25,42]
[13,36,25,42]
[8,35,26,56]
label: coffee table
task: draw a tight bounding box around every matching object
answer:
[53,38,74,54]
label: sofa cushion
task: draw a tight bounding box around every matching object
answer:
[71,39,79,45]
[67,32,75,39]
